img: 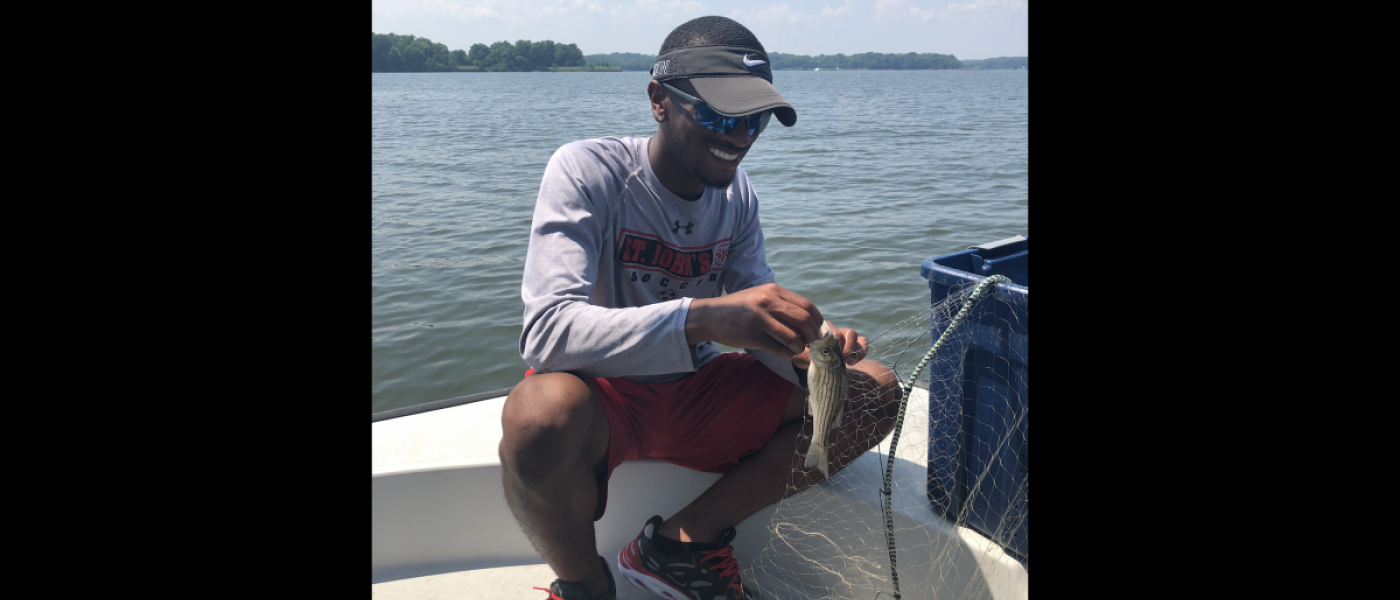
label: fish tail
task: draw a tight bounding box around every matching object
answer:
[804,446,829,478]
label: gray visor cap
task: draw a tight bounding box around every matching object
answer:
[652,45,796,127]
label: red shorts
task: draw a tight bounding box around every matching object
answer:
[521,352,795,520]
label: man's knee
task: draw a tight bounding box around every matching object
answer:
[849,360,902,427]
[499,373,607,478]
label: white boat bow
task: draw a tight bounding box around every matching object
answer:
[372,388,1028,599]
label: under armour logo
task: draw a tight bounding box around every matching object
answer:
[671,220,694,234]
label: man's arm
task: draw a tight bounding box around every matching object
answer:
[684,284,822,360]
[519,143,698,378]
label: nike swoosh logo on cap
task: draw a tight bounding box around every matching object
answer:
[743,54,766,67]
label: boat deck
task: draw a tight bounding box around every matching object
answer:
[373,563,556,599]
[372,388,1027,599]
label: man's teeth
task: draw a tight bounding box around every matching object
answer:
[710,148,740,160]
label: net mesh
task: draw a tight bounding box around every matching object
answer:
[747,278,1028,600]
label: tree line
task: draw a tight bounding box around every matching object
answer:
[584,52,965,71]
[769,52,963,70]
[373,33,588,72]
[583,52,1030,71]
[372,33,1024,73]
[584,52,658,71]
[959,57,1028,69]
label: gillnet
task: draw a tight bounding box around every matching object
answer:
[747,275,1028,600]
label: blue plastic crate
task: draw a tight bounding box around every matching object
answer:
[919,235,1028,568]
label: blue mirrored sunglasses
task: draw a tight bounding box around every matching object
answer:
[661,82,772,137]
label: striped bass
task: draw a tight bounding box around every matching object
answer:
[803,322,848,477]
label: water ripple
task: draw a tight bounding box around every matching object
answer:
[372,70,1028,413]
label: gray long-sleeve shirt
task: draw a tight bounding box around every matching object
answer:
[519,136,801,387]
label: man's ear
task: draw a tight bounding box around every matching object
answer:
[647,81,666,121]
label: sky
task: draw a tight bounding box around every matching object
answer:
[371,0,1028,60]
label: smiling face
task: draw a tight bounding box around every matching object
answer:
[647,78,762,199]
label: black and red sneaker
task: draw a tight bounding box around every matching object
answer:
[533,555,616,600]
[617,515,749,600]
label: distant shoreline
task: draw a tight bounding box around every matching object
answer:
[370,65,626,72]
[373,67,1026,73]
[583,51,1025,72]
[372,33,1026,73]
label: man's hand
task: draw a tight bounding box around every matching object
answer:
[790,320,869,370]
[685,283,824,360]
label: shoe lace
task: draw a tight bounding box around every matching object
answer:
[698,546,744,596]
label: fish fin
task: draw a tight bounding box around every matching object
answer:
[819,450,829,479]
[804,447,821,470]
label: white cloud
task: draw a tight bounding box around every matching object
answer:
[753,4,801,24]
[733,1,859,25]
[820,2,853,18]
[373,0,500,22]
[938,0,1027,20]
[611,0,706,19]
[543,0,605,15]
[945,0,1027,14]
[374,0,615,25]
[909,5,937,20]
[875,0,1028,23]
[873,0,905,17]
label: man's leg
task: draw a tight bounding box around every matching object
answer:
[499,372,613,598]
[655,359,902,543]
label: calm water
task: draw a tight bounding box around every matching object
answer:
[372,70,1027,413]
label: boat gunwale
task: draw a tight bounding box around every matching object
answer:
[373,387,515,423]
